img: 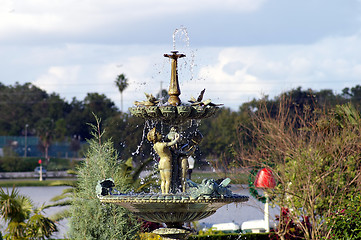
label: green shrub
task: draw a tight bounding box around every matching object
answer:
[68,118,140,239]
[325,194,361,239]
[0,156,76,172]
[0,156,38,172]
[46,158,71,171]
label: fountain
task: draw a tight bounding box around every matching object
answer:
[98,50,249,240]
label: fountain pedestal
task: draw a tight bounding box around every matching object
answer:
[153,228,191,240]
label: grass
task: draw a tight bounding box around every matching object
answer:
[0,179,77,187]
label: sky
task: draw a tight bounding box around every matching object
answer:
[1,0,361,111]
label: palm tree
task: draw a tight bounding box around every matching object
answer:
[115,73,129,112]
[36,117,55,162]
[0,187,57,239]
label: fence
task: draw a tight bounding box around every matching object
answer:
[0,136,86,158]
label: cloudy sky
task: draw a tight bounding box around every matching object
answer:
[1,0,361,111]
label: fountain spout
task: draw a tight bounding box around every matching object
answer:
[164,51,185,106]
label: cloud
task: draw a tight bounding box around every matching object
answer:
[0,0,266,44]
[194,32,361,108]
[33,66,81,97]
[1,0,361,112]
[10,30,361,111]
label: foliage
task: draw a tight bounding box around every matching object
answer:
[325,193,361,239]
[117,157,157,193]
[191,232,272,239]
[0,156,38,172]
[103,112,152,161]
[49,154,156,222]
[46,158,78,171]
[237,99,361,240]
[270,207,310,240]
[0,186,57,239]
[68,116,140,239]
[0,156,77,173]
[2,81,361,161]
[139,232,272,240]
[0,82,118,141]
[36,117,55,161]
[199,108,241,159]
[115,73,129,112]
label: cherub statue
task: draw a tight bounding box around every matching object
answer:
[166,127,179,148]
[147,127,180,194]
[179,131,203,192]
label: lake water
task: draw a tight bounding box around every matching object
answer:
[2,186,279,239]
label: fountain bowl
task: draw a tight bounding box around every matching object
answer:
[99,193,248,224]
[129,105,219,125]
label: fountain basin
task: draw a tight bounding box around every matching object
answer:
[99,193,248,224]
[129,105,219,125]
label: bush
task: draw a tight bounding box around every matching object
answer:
[68,118,140,239]
[46,157,73,171]
[0,156,38,172]
[190,233,272,240]
[325,194,361,239]
[0,157,76,172]
[139,232,272,240]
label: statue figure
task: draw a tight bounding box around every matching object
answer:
[147,127,180,194]
[179,132,203,192]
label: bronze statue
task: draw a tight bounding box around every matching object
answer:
[179,132,203,192]
[147,127,179,194]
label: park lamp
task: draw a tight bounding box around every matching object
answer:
[254,168,276,233]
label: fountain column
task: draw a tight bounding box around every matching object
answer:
[164,51,185,106]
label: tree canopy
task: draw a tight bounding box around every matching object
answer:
[1,81,361,162]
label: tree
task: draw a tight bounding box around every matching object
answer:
[68,116,140,239]
[36,118,55,162]
[83,93,118,139]
[65,94,118,140]
[0,187,57,239]
[115,74,129,112]
[237,99,361,240]
[103,113,152,161]
[341,84,361,110]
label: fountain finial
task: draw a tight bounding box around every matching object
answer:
[164,51,185,106]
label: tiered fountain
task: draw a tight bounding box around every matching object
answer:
[98,51,249,240]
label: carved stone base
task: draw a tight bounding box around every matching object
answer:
[153,228,191,240]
